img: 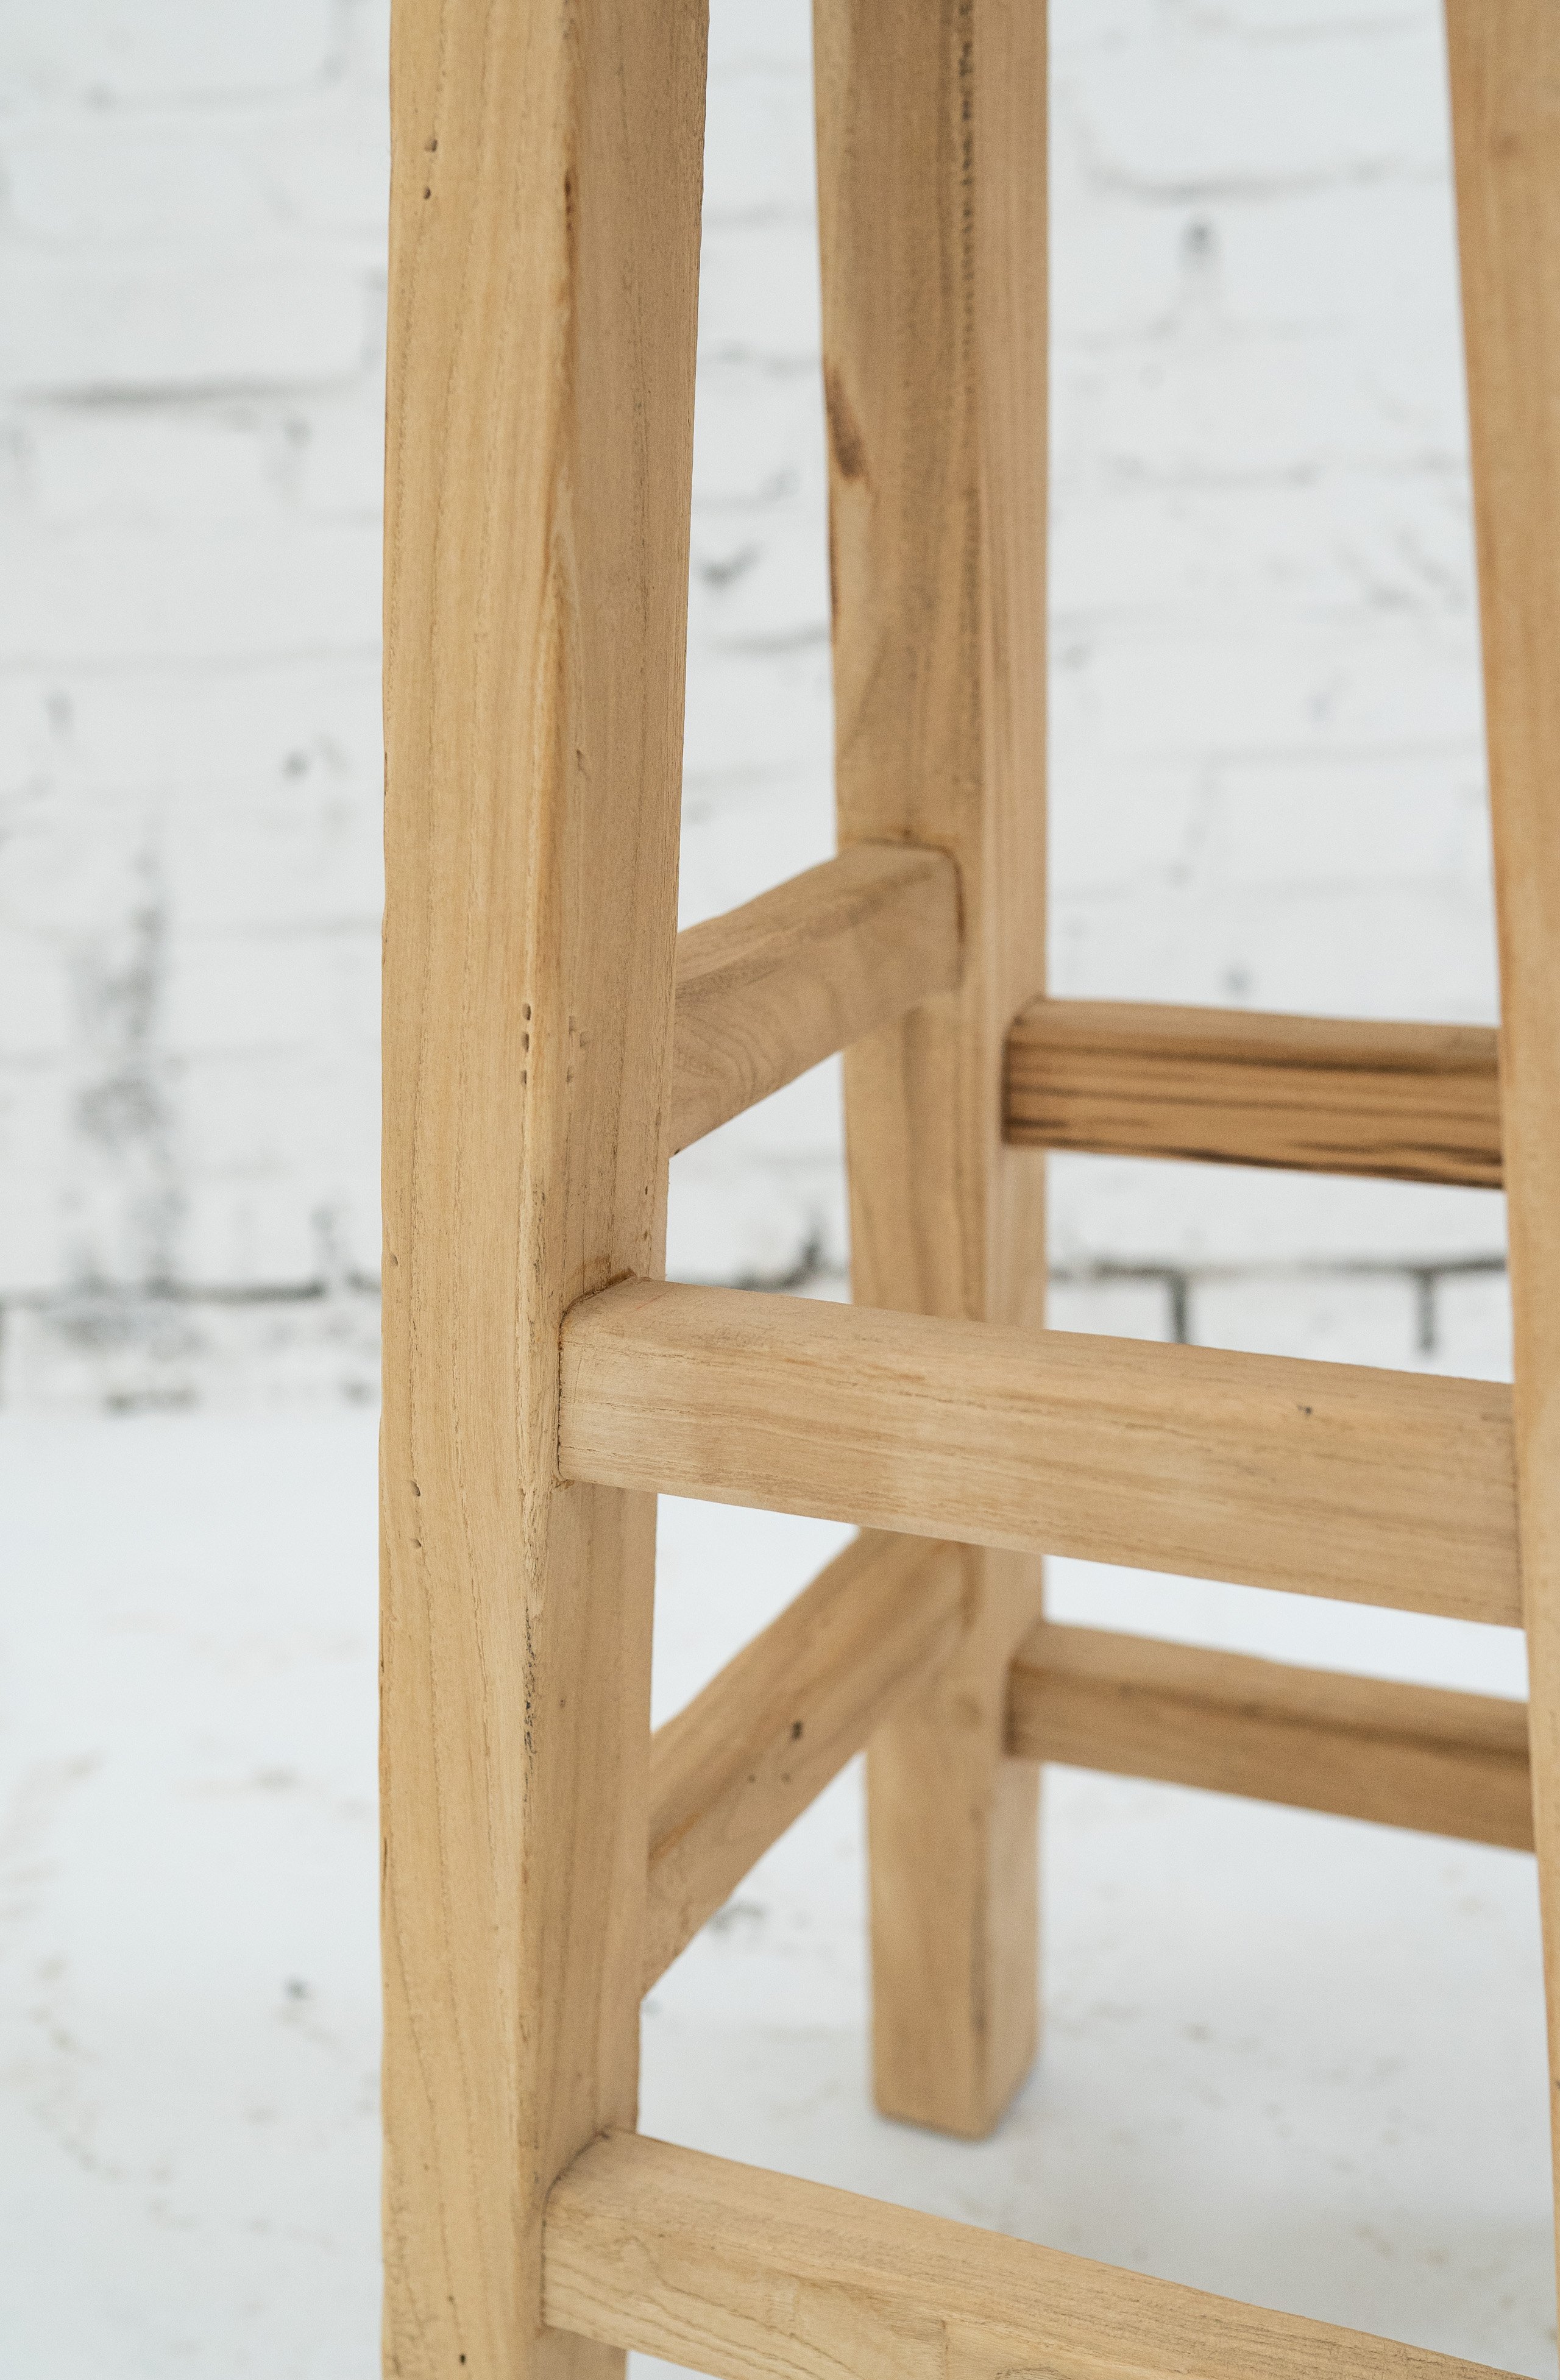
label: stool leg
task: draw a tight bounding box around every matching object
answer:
[815,0,1049,2137]
[1446,0,1560,2299]
[380,4,707,2373]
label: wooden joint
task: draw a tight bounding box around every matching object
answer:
[672,843,962,1152]
[542,2130,1523,2380]
[1008,1623,1533,1852]
[644,1531,965,1988]
[560,1278,1520,1627]
[1005,997,1503,1187]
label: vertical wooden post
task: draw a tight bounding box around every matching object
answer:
[1445,0,1560,2289]
[380,2,707,2373]
[815,0,1049,2136]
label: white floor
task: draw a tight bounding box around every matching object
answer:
[0,1409,1553,2378]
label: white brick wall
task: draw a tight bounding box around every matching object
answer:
[0,0,1510,1408]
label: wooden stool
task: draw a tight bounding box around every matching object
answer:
[380,6,1556,2375]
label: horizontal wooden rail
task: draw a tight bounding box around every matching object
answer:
[1009,1623,1533,1850]
[1005,997,1503,1186]
[644,1531,964,1988]
[560,1281,1520,1626]
[672,843,961,1152]
[544,2131,1519,2380]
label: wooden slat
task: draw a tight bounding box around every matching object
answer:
[1009,1623,1533,1851]
[670,845,960,1153]
[644,1532,964,1989]
[816,0,1050,2139]
[1005,997,1503,1186]
[543,2130,1520,2380]
[380,1,706,2373]
[561,1278,1521,1627]
[1447,0,1560,2284]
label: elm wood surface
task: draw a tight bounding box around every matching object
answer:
[670,845,961,1153]
[1448,0,1560,2275]
[1009,1623,1533,1852]
[817,0,1051,2139]
[644,1532,965,1990]
[1006,997,1503,1187]
[381,0,1560,2364]
[379,0,706,2372]
[542,2131,1523,2380]
[560,1278,1521,1629]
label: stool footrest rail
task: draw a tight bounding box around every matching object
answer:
[1009,1623,1533,1851]
[1005,997,1503,1187]
[644,1531,965,1989]
[542,2131,1520,2380]
[561,1280,1520,1627]
[672,844,961,1153]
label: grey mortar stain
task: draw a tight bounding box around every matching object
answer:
[67,835,183,1298]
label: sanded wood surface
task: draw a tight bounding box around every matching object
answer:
[817,0,1050,2137]
[671,845,960,1152]
[644,1532,964,1989]
[1006,997,1503,1186]
[380,2,706,2373]
[1448,0,1560,2276]
[561,1279,1520,1627]
[543,2131,1521,2380]
[1009,1623,1533,1851]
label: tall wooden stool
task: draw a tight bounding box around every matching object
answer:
[380,6,1557,2375]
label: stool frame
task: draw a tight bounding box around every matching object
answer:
[380,5,1559,2376]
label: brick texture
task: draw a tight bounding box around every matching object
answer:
[0,0,1509,1407]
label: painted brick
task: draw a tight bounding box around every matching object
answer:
[1051,882,1500,1021]
[697,222,823,364]
[294,395,389,520]
[1426,1268,1513,1384]
[676,775,838,930]
[0,1067,79,1293]
[2,1289,379,1412]
[0,0,342,105]
[0,261,370,397]
[1058,15,1450,188]
[160,930,377,1060]
[1047,1275,1175,1342]
[1,130,278,246]
[1051,475,1477,621]
[707,0,811,76]
[160,787,381,937]
[689,521,830,657]
[178,1053,378,1289]
[24,413,278,525]
[681,647,833,792]
[1188,1269,1423,1370]
[702,63,817,219]
[260,113,391,239]
[0,934,74,1059]
[0,521,381,666]
[0,0,1519,1407]
[44,666,383,798]
[1046,1153,1505,1273]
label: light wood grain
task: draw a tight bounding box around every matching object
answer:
[1447,0,1560,2279]
[543,2130,1522,2380]
[644,1532,964,1989]
[817,0,1049,2137]
[1007,997,1503,1186]
[380,1,706,2372]
[561,1278,1520,1627]
[671,846,960,1153]
[1010,1623,1532,1851]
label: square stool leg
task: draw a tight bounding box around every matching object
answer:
[815,0,1051,2136]
[378,4,708,2371]
[1447,0,1560,2295]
